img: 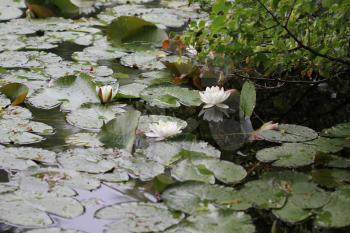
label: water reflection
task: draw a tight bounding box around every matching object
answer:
[52,185,136,233]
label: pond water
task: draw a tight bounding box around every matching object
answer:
[0,1,350,233]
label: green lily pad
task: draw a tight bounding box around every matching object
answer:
[165,208,255,233]
[315,153,350,168]
[95,202,184,233]
[120,51,166,70]
[0,83,29,106]
[237,178,287,209]
[303,137,347,153]
[57,148,130,174]
[0,6,23,21]
[171,158,247,184]
[72,43,127,64]
[0,51,62,68]
[99,110,141,152]
[161,181,250,214]
[27,75,99,111]
[315,187,350,228]
[0,94,10,107]
[0,195,53,227]
[119,156,165,181]
[0,118,54,145]
[26,228,86,233]
[263,171,330,224]
[116,83,148,99]
[140,85,201,108]
[256,143,316,167]
[0,147,56,170]
[66,103,126,131]
[258,124,318,143]
[107,16,167,47]
[25,0,89,18]
[65,133,103,148]
[0,106,32,120]
[311,169,350,188]
[321,122,350,138]
[142,140,220,165]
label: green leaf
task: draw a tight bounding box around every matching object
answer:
[256,143,316,167]
[107,16,168,47]
[95,202,184,233]
[99,110,141,152]
[240,81,256,118]
[140,85,202,108]
[258,124,318,143]
[315,187,350,228]
[0,83,29,106]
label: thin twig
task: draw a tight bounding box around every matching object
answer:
[284,0,297,27]
[256,0,350,66]
[228,71,329,84]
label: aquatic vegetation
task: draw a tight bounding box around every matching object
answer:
[0,0,349,233]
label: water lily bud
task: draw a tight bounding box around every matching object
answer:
[96,85,116,103]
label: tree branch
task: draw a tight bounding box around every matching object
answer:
[256,0,350,66]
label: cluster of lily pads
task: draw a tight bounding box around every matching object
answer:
[0,0,350,233]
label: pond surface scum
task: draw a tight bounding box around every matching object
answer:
[0,0,350,233]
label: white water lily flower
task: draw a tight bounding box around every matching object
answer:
[96,85,117,103]
[145,121,183,141]
[199,86,231,109]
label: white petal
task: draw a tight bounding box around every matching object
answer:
[216,103,229,109]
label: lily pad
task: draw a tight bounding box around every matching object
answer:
[237,178,287,209]
[161,181,250,214]
[321,122,350,138]
[27,75,99,111]
[0,83,29,106]
[256,143,316,167]
[0,106,32,120]
[16,168,101,193]
[171,158,247,184]
[311,169,350,188]
[142,140,220,165]
[0,6,23,21]
[119,156,165,181]
[99,110,141,152]
[315,187,350,228]
[0,51,62,68]
[0,147,56,170]
[66,103,126,131]
[116,83,148,99]
[140,85,201,108]
[0,119,54,145]
[26,228,86,233]
[165,208,255,233]
[57,148,130,174]
[0,94,10,107]
[66,133,103,147]
[95,202,184,233]
[264,171,330,223]
[303,137,347,153]
[258,124,318,143]
[315,154,350,168]
[107,16,167,47]
[120,51,166,70]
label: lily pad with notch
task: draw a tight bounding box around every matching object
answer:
[256,143,317,168]
[258,124,318,143]
[95,202,184,233]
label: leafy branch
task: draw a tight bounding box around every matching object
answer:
[256,0,350,66]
